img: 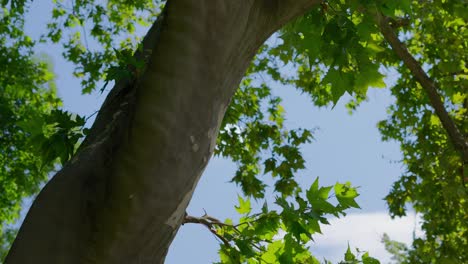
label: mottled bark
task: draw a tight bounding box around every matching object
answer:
[5,0,320,263]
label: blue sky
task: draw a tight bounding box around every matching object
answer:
[23,1,420,263]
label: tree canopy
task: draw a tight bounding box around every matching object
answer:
[1,0,467,263]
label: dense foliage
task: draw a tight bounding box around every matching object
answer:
[275,1,468,262]
[1,0,466,263]
[378,1,467,261]
[0,2,61,258]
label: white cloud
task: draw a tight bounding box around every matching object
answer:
[309,211,423,263]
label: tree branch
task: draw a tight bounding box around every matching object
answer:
[183,214,231,246]
[183,212,267,252]
[375,12,468,164]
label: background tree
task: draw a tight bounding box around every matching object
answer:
[0,3,80,258]
[271,1,467,262]
[0,0,466,263]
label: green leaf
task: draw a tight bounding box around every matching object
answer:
[345,244,357,261]
[235,239,256,258]
[362,252,381,264]
[306,178,337,214]
[334,182,360,209]
[289,220,310,241]
[235,195,251,215]
[261,201,269,214]
[318,185,332,200]
[264,158,276,174]
[261,240,283,263]
[322,68,355,105]
[355,63,386,92]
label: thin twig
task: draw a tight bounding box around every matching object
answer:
[183,215,231,246]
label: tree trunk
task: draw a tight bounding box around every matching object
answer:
[5,0,319,263]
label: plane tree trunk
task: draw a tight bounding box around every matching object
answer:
[5,0,319,263]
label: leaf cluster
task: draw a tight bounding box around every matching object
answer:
[45,0,162,93]
[216,64,314,198]
[373,0,468,261]
[0,2,88,258]
[0,1,63,258]
[214,178,368,264]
